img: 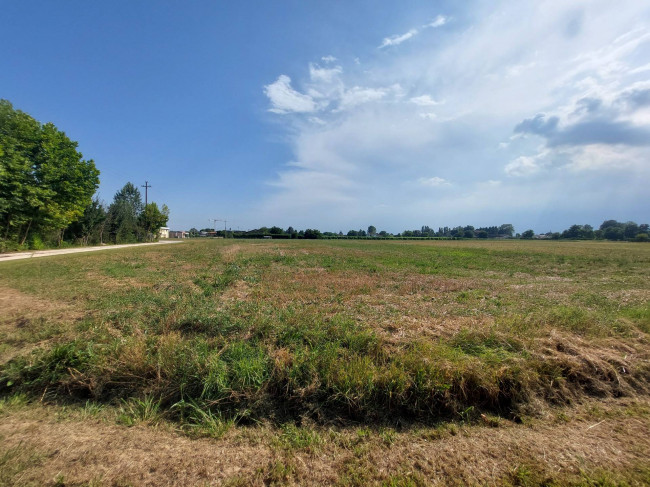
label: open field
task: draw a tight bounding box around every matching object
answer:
[1,239,649,485]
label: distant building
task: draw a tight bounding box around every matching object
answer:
[159,227,170,239]
[169,230,188,238]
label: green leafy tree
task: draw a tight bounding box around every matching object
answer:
[521,229,535,239]
[368,225,377,236]
[562,224,594,239]
[108,183,144,243]
[139,203,169,241]
[603,226,624,241]
[599,220,621,231]
[0,99,99,246]
[65,198,107,245]
[624,222,640,240]
[498,224,515,237]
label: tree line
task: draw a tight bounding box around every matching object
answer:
[0,100,169,251]
[533,220,649,242]
[185,220,648,242]
[64,183,169,247]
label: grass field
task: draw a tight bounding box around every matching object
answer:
[1,239,649,486]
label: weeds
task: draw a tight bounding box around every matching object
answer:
[262,459,296,485]
[275,423,324,452]
[0,239,648,429]
[117,396,163,426]
[172,400,235,438]
[0,442,43,486]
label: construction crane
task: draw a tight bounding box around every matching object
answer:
[209,218,229,238]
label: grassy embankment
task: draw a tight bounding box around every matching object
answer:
[0,239,649,485]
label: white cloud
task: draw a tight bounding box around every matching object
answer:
[410,95,441,106]
[321,55,337,63]
[309,63,343,83]
[426,15,448,28]
[629,62,650,74]
[568,145,648,172]
[505,155,543,177]
[263,75,316,114]
[379,29,419,48]
[338,87,387,110]
[378,15,448,49]
[379,15,449,49]
[418,176,450,187]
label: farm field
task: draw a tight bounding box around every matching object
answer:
[1,239,649,486]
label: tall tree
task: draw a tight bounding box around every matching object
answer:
[108,183,143,243]
[498,224,515,237]
[0,99,99,245]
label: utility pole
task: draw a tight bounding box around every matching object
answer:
[141,181,151,206]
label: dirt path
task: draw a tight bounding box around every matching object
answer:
[0,240,184,262]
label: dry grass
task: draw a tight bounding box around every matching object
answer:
[0,286,85,363]
[0,397,648,486]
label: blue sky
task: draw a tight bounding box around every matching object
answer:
[1,1,649,233]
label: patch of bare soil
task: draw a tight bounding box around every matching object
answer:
[221,280,252,302]
[0,286,73,319]
[0,399,648,486]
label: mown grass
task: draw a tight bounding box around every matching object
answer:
[0,239,649,427]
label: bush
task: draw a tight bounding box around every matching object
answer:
[27,234,45,250]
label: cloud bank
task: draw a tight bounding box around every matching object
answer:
[259,1,650,232]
